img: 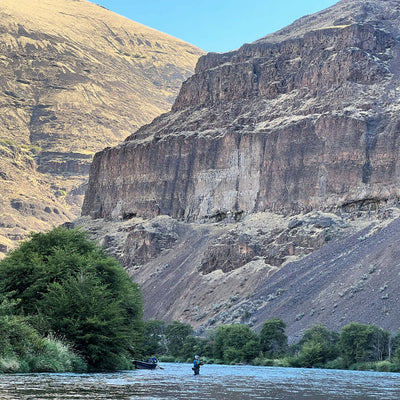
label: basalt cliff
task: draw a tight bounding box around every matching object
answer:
[79,0,400,340]
[0,0,203,257]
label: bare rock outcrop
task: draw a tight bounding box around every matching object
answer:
[83,0,400,223]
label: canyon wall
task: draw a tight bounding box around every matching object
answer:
[83,3,400,221]
[79,0,400,337]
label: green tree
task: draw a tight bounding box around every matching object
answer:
[0,227,144,371]
[340,322,389,368]
[181,335,203,360]
[259,318,288,357]
[0,313,43,360]
[214,324,258,363]
[298,341,325,367]
[297,324,339,367]
[201,329,216,358]
[143,320,167,356]
[392,333,400,362]
[242,340,261,362]
[180,331,216,361]
[185,328,216,360]
[165,321,193,358]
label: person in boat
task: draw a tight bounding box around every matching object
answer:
[192,355,201,375]
[151,356,158,364]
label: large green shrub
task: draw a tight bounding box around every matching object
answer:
[0,298,85,373]
[340,322,389,368]
[297,324,340,367]
[0,227,144,371]
[259,318,288,357]
[214,324,259,363]
[23,335,87,373]
[0,313,43,359]
[165,321,193,358]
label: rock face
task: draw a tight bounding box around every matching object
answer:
[83,0,400,222]
[0,0,203,257]
[80,0,400,339]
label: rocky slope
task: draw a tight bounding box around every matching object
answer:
[74,205,400,341]
[79,0,400,339]
[0,0,203,257]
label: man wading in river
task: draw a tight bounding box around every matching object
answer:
[192,355,201,375]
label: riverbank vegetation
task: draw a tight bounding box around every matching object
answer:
[145,319,400,372]
[0,227,143,373]
[1,227,399,374]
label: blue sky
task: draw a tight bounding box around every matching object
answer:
[94,0,339,53]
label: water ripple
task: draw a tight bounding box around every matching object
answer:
[0,364,399,399]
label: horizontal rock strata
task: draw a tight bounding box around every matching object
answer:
[83,1,400,221]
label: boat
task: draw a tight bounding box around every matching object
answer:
[132,360,158,370]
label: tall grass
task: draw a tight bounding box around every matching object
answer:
[23,335,87,373]
[0,314,87,373]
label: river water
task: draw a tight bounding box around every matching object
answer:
[0,363,399,399]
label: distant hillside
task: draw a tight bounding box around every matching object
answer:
[0,0,204,257]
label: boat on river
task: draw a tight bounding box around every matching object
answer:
[132,360,158,370]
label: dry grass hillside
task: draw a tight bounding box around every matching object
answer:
[0,0,204,257]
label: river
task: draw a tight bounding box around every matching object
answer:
[0,363,399,399]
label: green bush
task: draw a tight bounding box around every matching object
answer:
[242,340,261,362]
[24,335,87,373]
[0,310,87,373]
[349,360,394,372]
[283,356,303,368]
[0,313,45,359]
[324,358,345,370]
[272,358,293,367]
[340,323,389,367]
[375,361,392,372]
[259,319,288,357]
[158,355,176,363]
[214,324,258,363]
[348,362,371,371]
[0,227,144,371]
[252,357,274,366]
[0,357,20,373]
[297,341,325,367]
[389,362,400,372]
[224,346,241,364]
[296,324,340,367]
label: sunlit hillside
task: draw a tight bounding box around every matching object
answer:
[0,0,204,257]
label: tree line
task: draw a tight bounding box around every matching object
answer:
[145,319,400,372]
[0,227,399,373]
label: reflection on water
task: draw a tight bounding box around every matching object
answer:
[0,363,400,399]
